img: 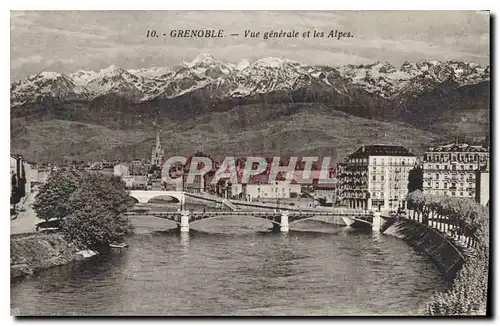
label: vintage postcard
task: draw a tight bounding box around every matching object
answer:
[10,10,490,316]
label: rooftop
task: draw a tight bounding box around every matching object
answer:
[427,143,489,153]
[349,145,415,158]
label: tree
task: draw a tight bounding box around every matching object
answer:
[60,205,131,248]
[60,173,133,248]
[407,190,424,219]
[33,168,83,221]
[408,166,423,193]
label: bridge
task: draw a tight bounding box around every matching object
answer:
[126,209,382,233]
[128,190,384,232]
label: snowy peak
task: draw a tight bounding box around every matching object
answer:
[339,59,489,98]
[184,53,221,68]
[11,71,80,106]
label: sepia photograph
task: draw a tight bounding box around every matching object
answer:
[9,10,490,316]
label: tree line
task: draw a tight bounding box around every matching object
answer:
[405,190,489,315]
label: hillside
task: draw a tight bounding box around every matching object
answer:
[12,103,443,164]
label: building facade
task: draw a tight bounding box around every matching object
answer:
[343,145,416,211]
[10,154,31,205]
[423,143,489,199]
[243,181,301,202]
[113,163,130,177]
[313,185,336,206]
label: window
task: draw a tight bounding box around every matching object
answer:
[444,165,448,170]
[460,192,463,196]
[452,191,456,196]
[444,183,448,188]
[373,176,376,181]
[437,164,440,170]
[469,165,473,170]
[381,176,385,181]
[435,174,439,179]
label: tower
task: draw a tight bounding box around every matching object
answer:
[151,132,165,167]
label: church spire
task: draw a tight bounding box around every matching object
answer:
[151,131,165,166]
[155,131,161,150]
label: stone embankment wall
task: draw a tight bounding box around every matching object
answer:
[11,233,96,279]
[383,219,466,281]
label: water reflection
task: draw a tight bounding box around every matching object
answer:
[180,231,190,253]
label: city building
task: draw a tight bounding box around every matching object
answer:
[10,154,31,205]
[113,163,130,177]
[151,132,165,167]
[129,159,149,176]
[123,175,149,190]
[312,185,336,206]
[243,180,301,202]
[29,166,50,185]
[423,143,489,199]
[342,145,417,211]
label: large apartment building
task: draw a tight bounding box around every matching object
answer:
[342,145,417,211]
[423,143,489,199]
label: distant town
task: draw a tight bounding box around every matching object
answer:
[10,132,490,216]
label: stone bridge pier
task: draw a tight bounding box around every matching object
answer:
[372,211,382,232]
[271,211,289,233]
[179,210,190,233]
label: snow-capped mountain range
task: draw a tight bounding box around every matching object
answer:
[11,54,490,107]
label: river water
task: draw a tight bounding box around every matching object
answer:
[11,207,447,316]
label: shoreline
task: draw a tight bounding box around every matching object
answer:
[10,232,97,279]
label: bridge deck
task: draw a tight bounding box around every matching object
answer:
[126,210,373,225]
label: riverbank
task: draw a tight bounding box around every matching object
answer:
[383,218,466,281]
[11,233,97,279]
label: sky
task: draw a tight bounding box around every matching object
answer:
[10,10,490,81]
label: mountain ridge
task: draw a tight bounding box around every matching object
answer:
[11,54,489,107]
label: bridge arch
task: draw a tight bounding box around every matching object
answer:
[146,195,181,203]
[129,190,185,204]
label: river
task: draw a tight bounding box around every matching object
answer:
[11,207,447,316]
